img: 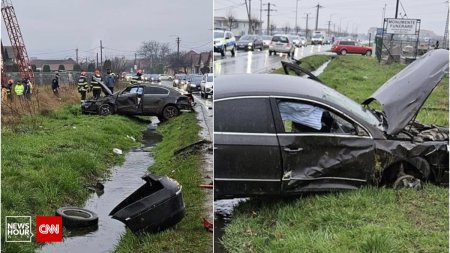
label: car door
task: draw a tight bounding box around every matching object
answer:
[214,97,282,199]
[115,86,142,114]
[347,41,357,53]
[271,97,375,193]
[143,86,170,115]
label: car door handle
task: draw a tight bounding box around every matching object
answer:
[283,147,303,153]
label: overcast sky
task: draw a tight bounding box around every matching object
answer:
[215,0,448,36]
[1,0,212,60]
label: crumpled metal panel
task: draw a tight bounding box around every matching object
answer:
[363,49,449,135]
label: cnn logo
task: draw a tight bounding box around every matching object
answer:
[36,216,62,242]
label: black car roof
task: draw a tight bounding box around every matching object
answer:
[215,74,338,100]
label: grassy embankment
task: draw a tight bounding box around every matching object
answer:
[272,54,332,75]
[115,113,212,253]
[2,104,146,253]
[222,55,449,253]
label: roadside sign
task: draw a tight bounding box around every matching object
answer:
[385,18,419,35]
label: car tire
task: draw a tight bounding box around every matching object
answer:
[231,47,236,57]
[162,105,180,120]
[98,104,113,116]
[56,207,98,228]
[393,175,422,190]
[366,50,372,56]
[341,49,347,55]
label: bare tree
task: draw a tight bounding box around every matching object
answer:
[250,16,260,34]
[226,10,236,31]
[137,41,172,71]
[110,56,128,75]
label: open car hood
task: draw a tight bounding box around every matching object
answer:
[362,49,449,135]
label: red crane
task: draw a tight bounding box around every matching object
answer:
[1,0,33,82]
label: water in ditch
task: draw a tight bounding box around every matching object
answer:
[39,121,161,253]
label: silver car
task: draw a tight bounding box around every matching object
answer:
[268,34,295,56]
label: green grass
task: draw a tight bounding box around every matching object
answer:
[1,105,146,253]
[223,186,448,253]
[222,55,449,253]
[273,54,332,75]
[114,113,212,253]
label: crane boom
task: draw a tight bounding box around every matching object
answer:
[1,0,34,81]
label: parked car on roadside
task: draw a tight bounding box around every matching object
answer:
[311,34,324,45]
[331,40,373,56]
[160,74,173,81]
[299,37,307,47]
[288,34,302,47]
[82,83,192,121]
[236,35,264,51]
[268,34,295,57]
[149,74,161,83]
[200,73,213,99]
[262,35,273,48]
[214,49,449,199]
[214,30,236,57]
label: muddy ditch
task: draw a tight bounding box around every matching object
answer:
[38,121,161,253]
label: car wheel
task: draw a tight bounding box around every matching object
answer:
[341,49,347,55]
[162,105,180,120]
[366,50,372,56]
[231,47,235,57]
[393,175,422,190]
[56,207,98,228]
[98,104,113,116]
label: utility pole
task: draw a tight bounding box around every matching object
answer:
[395,0,399,18]
[327,20,331,37]
[245,0,252,34]
[295,0,299,34]
[96,52,98,69]
[76,48,78,64]
[304,13,311,39]
[444,6,449,49]
[264,3,276,35]
[260,0,262,24]
[382,3,387,26]
[100,40,103,70]
[176,37,180,59]
[314,3,323,31]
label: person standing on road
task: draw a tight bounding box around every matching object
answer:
[78,71,89,102]
[435,40,439,49]
[52,73,60,98]
[91,69,103,99]
[104,69,115,93]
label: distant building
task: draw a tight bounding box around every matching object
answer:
[30,58,78,71]
[214,16,263,36]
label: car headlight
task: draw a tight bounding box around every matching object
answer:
[190,84,196,87]
[248,42,253,46]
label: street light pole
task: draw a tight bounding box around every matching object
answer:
[295,0,299,34]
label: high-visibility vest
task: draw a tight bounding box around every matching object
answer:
[14,83,24,96]
[78,75,88,91]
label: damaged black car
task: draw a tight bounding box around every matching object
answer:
[82,83,193,120]
[214,49,449,199]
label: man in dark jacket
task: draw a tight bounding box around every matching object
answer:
[51,73,60,97]
[104,69,115,93]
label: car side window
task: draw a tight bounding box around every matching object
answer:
[276,100,360,135]
[215,98,276,133]
[144,87,169,95]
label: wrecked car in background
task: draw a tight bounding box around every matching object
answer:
[82,83,193,120]
[110,174,185,233]
[214,49,449,199]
